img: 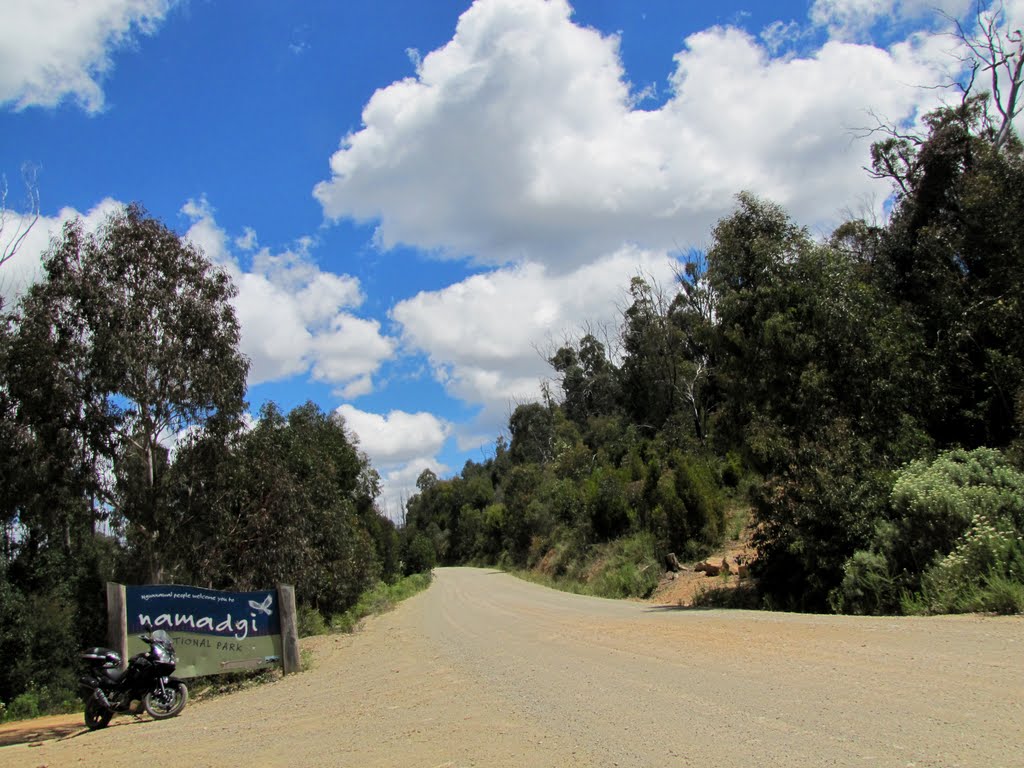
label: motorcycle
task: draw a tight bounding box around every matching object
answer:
[80,627,189,730]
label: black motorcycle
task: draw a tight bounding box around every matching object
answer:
[80,628,189,730]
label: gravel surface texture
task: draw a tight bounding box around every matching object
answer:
[3,566,1022,767]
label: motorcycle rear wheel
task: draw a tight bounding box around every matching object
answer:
[84,692,113,730]
[143,681,188,719]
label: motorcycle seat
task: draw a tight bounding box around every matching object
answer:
[102,667,126,683]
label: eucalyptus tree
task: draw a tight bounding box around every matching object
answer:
[618,277,688,435]
[7,204,249,583]
[706,193,928,608]
[549,333,620,427]
[871,95,1024,448]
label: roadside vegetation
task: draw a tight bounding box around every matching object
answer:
[298,572,434,636]
[399,92,1024,615]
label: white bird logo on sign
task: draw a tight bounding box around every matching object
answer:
[248,595,273,615]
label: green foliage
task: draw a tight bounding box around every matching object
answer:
[296,604,330,638]
[403,533,437,575]
[873,96,1024,448]
[516,532,660,600]
[755,423,894,611]
[915,514,1024,614]
[582,467,631,542]
[0,206,399,710]
[549,334,620,427]
[834,448,1024,614]
[7,204,249,584]
[690,580,761,609]
[509,402,555,465]
[586,533,661,599]
[720,452,744,489]
[830,549,898,615]
[164,401,387,615]
[0,681,80,723]
[888,448,1024,573]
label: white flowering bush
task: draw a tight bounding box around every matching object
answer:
[935,514,1020,579]
[890,448,1024,561]
[835,448,1024,614]
[897,450,1024,614]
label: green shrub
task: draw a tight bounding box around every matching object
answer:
[913,516,1024,614]
[296,604,329,637]
[585,533,660,599]
[885,448,1024,615]
[7,690,40,721]
[0,682,78,722]
[889,448,1024,575]
[720,451,744,488]
[513,532,660,599]
[829,549,897,615]
[404,533,437,575]
[978,575,1024,615]
[690,582,761,609]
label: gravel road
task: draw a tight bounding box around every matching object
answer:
[4,567,1022,767]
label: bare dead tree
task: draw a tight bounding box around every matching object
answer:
[670,258,716,443]
[944,1,1023,151]
[853,2,1023,194]
[1,163,40,269]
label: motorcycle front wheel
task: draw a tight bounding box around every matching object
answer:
[143,681,188,719]
[84,691,113,730]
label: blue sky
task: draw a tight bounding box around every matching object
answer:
[0,0,1008,517]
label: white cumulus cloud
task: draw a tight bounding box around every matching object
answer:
[0,0,178,113]
[181,201,396,392]
[315,0,958,271]
[336,405,451,466]
[336,404,452,521]
[391,246,680,442]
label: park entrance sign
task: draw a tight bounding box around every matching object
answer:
[107,583,300,678]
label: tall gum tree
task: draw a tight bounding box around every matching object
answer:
[9,204,249,583]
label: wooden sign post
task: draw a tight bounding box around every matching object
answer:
[106,582,127,668]
[276,584,301,675]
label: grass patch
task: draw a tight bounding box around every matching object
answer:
[724,503,752,542]
[0,684,79,723]
[902,573,1024,616]
[329,572,434,633]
